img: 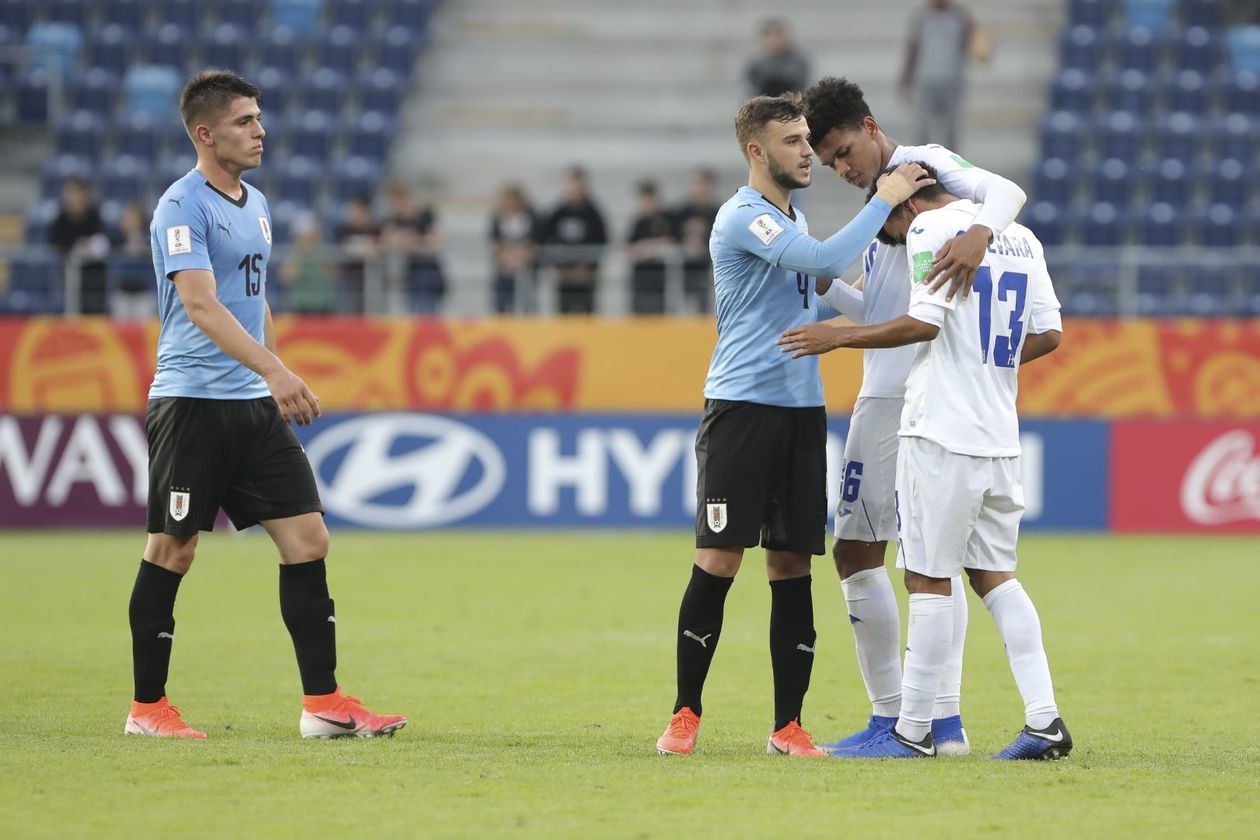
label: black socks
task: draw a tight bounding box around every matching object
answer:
[279,559,338,696]
[129,560,183,703]
[673,564,735,717]
[769,575,815,732]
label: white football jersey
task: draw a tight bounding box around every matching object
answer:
[899,200,1062,457]
[857,143,1023,399]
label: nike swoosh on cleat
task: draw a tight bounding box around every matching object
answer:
[1034,728,1065,743]
[901,738,935,756]
[312,714,357,730]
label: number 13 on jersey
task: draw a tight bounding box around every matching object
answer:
[973,266,1027,368]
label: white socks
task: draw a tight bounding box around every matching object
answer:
[983,579,1059,730]
[933,575,968,719]
[841,567,902,718]
[895,592,954,742]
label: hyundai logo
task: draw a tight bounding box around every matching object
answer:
[304,414,505,528]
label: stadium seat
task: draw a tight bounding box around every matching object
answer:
[1039,110,1088,161]
[300,67,348,118]
[1137,201,1186,246]
[48,0,91,28]
[1152,157,1193,205]
[0,0,29,31]
[332,155,382,203]
[139,23,189,68]
[1166,69,1216,115]
[155,118,191,157]
[378,0,433,33]
[276,155,321,204]
[1123,0,1175,30]
[1223,71,1260,115]
[1097,110,1144,160]
[255,65,293,118]
[54,109,104,159]
[268,199,303,244]
[271,0,322,34]
[257,26,306,76]
[315,24,362,75]
[1093,157,1134,205]
[1207,157,1252,207]
[85,23,137,77]
[1227,26,1260,75]
[157,152,197,186]
[1154,111,1201,161]
[69,67,121,119]
[102,154,150,203]
[1080,202,1128,245]
[1023,201,1070,247]
[1,254,63,314]
[15,66,51,123]
[1054,257,1123,316]
[346,109,394,159]
[1182,0,1225,29]
[113,111,164,161]
[26,22,83,79]
[100,0,146,31]
[328,0,372,32]
[165,0,204,30]
[201,22,251,73]
[1068,0,1114,27]
[23,199,60,245]
[123,65,181,119]
[358,66,405,114]
[1185,264,1236,315]
[40,154,92,201]
[292,109,335,160]
[371,24,419,75]
[1195,203,1244,247]
[1107,68,1155,115]
[212,0,263,29]
[1034,157,1077,206]
[1060,24,1108,71]
[1174,26,1222,74]
[1211,112,1257,163]
[1134,265,1182,316]
[1112,25,1162,72]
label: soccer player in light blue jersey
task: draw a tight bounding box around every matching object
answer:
[125,71,404,740]
[655,92,933,758]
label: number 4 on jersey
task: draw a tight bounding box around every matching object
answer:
[973,266,1027,368]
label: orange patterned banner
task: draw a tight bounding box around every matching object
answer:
[0,316,1257,417]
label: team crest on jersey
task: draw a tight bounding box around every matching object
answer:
[169,490,191,522]
[706,502,728,533]
[258,216,271,244]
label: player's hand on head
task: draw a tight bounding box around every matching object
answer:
[266,368,321,425]
[925,225,989,302]
[874,163,935,206]
[776,323,846,358]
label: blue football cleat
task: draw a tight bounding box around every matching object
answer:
[829,727,935,759]
[992,718,1073,760]
[819,714,897,754]
[931,715,970,756]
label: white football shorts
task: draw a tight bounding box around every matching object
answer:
[894,435,1024,579]
[834,396,903,543]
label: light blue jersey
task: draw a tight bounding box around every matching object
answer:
[149,170,273,400]
[704,186,893,407]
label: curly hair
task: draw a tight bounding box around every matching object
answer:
[802,76,872,142]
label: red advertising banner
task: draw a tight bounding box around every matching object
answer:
[1111,421,1260,532]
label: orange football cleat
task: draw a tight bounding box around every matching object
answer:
[299,687,407,739]
[656,707,701,755]
[767,719,827,757]
[124,696,207,739]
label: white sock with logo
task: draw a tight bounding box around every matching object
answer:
[895,592,954,743]
[840,566,902,718]
[983,579,1059,730]
[933,574,968,720]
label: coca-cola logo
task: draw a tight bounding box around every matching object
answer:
[1180,430,1260,525]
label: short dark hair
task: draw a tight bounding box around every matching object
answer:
[803,76,872,144]
[864,161,951,245]
[734,92,805,160]
[179,70,260,133]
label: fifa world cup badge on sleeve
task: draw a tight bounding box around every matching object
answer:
[169,489,191,521]
[167,225,192,256]
[748,214,785,247]
[706,501,728,533]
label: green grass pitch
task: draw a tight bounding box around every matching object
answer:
[2,531,1258,838]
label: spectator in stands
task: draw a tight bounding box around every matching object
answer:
[108,199,156,320]
[280,213,338,314]
[672,167,721,313]
[488,184,538,314]
[49,176,109,314]
[899,0,990,151]
[334,196,380,314]
[745,18,811,97]
[540,166,608,315]
[627,180,677,315]
[380,181,446,315]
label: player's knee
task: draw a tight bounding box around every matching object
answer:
[834,539,885,579]
[145,537,197,575]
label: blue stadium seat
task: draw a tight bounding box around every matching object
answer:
[1,254,63,314]
[100,0,146,30]
[48,0,91,28]
[40,154,92,200]
[292,109,335,159]
[255,65,293,117]
[156,152,197,186]
[257,26,306,76]
[140,23,189,68]
[1211,112,1257,163]
[1135,265,1181,316]
[1227,26,1260,75]
[85,23,137,76]
[1166,69,1216,115]
[1123,0,1175,30]
[358,66,404,114]
[268,199,303,244]
[26,22,83,78]
[1152,157,1193,205]
[1060,24,1108,71]
[1207,157,1252,207]
[1069,0,1115,27]
[0,0,29,30]
[1185,265,1235,315]
[300,67,347,118]
[1196,203,1244,247]
[16,67,51,123]
[1154,111,1201,161]
[1039,110,1088,161]
[1137,201,1186,246]
[276,155,321,204]
[1034,157,1077,206]
[346,109,393,159]
[371,24,419,75]
[1174,26,1222,74]
[1093,157,1134,204]
[1182,0,1225,29]
[271,0,322,34]
[1054,256,1123,316]
[1224,71,1260,115]
[1050,68,1097,114]
[102,153,150,203]
[54,109,104,158]
[1023,201,1070,247]
[1107,68,1156,114]
[112,112,160,161]
[201,22,251,72]
[69,67,121,119]
[123,64,181,118]
[211,0,263,29]
[1080,202,1128,245]
[332,155,381,203]
[377,0,433,33]
[1112,25,1162,72]
[156,118,191,157]
[165,0,204,30]
[328,0,372,31]
[315,24,362,75]
[23,200,60,245]
[1097,110,1144,159]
